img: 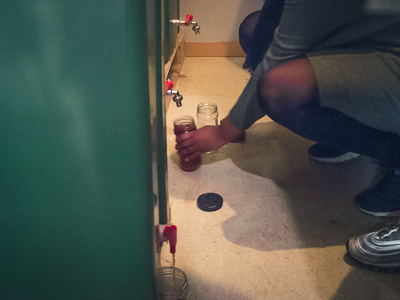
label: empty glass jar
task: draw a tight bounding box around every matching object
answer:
[196,102,218,128]
[196,102,218,154]
[158,267,190,300]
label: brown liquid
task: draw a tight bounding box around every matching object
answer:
[174,123,202,171]
[174,123,196,135]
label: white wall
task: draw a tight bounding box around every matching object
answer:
[180,0,263,42]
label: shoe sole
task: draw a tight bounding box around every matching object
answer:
[354,202,400,217]
[346,240,400,273]
[309,152,359,163]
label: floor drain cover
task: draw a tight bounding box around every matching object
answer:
[197,193,223,212]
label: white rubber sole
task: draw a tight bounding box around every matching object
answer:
[309,152,360,163]
[355,204,400,218]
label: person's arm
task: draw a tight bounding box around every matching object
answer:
[229,63,266,131]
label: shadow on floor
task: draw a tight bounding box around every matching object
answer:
[186,270,254,300]
[184,121,399,252]
[222,121,400,298]
[332,259,400,299]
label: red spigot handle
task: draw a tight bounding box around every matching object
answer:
[185,14,193,26]
[165,79,174,93]
[163,225,177,254]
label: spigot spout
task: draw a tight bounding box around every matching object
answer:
[173,93,183,107]
[164,225,177,254]
[160,224,177,254]
[191,22,200,35]
[165,79,183,107]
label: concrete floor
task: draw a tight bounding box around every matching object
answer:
[161,57,400,299]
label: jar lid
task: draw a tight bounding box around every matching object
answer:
[197,193,223,212]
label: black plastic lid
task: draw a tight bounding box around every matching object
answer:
[197,193,223,212]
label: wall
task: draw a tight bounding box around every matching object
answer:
[180,0,263,42]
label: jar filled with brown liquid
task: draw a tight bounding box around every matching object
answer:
[173,115,202,171]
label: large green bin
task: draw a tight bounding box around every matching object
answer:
[0,1,174,298]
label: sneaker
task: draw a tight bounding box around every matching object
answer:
[346,225,400,272]
[354,167,400,217]
[308,143,359,163]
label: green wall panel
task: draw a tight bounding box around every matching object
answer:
[157,0,170,225]
[0,1,158,299]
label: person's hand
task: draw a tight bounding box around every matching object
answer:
[175,126,225,159]
[175,117,241,160]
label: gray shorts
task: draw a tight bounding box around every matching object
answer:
[307,47,400,134]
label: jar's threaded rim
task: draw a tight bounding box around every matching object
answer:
[173,115,195,125]
[197,102,218,113]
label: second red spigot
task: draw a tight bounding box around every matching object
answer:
[163,224,177,254]
[185,14,193,26]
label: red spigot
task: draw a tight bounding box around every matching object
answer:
[165,79,183,107]
[185,14,193,26]
[163,225,177,254]
[165,79,174,93]
[169,13,199,35]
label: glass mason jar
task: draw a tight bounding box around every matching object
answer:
[173,115,202,171]
[196,102,218,154]
[158,267,190,300]
[196,102,218,128]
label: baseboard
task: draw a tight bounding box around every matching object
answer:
[185,42,246,57]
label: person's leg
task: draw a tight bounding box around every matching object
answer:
[239,11,261,60]
[249,0,285,70]
[257,58,400,216]
[256,58,400,167]
[239,0,285,70]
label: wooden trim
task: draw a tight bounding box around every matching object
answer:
[165,31,185,80]
[184,42,246,57]
[165,38,185,110]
